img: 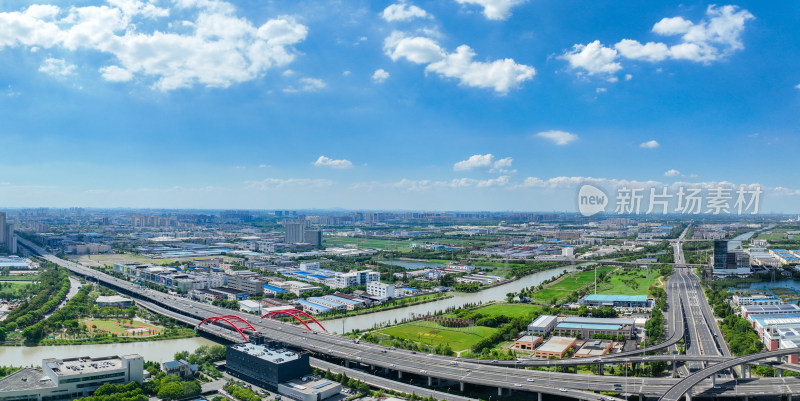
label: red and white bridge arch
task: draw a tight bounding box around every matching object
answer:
[261,308,327,332]
[197,314,257,341]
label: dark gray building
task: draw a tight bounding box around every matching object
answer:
[226,333,310,391]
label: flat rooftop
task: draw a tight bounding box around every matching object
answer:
[230,343,301,364]
[557,322,622,330]
[44,356,123,376]
[281,379,339,395]
[0,368,55,392]
[536,336,575,353]
[576,339,614,356]
[583,294,648,303]
[561,316,635,325]
[96,295,131,303]
[742,304,800,313]
[529,315,557,328]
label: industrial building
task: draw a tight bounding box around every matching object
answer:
[278,379,341,401]
[512,335,543,350]
[553,316,635,339]
[226,334,310,391]
[0,354,144,401]
[741,304,800,319]
[527,315,558,336]
[533,336,578,359]
[95,295,133,308]
[574,339,615,357]
[579,294,652,309]
[732,294,782,307]
[366,281,395,300]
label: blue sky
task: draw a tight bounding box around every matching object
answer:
[0,0,799,212]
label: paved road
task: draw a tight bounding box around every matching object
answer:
[311,358,482,401]
[21,238,800,399]
[43,275,81,320]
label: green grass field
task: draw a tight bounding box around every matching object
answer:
[85,320,162,337]
[530,266,615,303]
[377,323,497,351]
[470,304,542,319]
[0,281,39,299]
[597,268,661,296]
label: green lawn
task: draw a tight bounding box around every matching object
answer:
[529,266,616,303]
[471,304,542,319]
[0,281,39,299]
[86,320,162,337]
[597,268,661,296]
[378,323,497,351]
[0,275,41,281]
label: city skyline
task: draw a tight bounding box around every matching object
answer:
[0,0,798,211]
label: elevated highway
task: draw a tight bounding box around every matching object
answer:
[21,238,800,400]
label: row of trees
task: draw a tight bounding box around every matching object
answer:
[76,382,147,401]
[0,263,69,331]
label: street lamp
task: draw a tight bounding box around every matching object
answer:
[625,358,630,399]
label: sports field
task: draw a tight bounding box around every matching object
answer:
[377,322,497,351]
[85,320,162,337]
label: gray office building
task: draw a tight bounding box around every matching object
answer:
[226,333,310,391]
[304,230,323,248]
[285,221,306,244]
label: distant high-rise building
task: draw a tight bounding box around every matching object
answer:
[713,240,728,269]
[0,213,16,254]
[285,221,305,243]
[304,230,322,248]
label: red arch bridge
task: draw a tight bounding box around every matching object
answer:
[196,309,327,342]
[197,314,257,341]
[261,308,327,332]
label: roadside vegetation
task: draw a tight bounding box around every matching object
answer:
[0,263,69,334]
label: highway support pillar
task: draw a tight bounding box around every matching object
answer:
[538,392,542,401]
[498,387,503,396]
[345,360,349,368]
[398,371,402,379]
[747,364,751,378]
[672,361,677,378]
[428,376,432,386]
[788,393,792,401]
[685,389,691,401]
[711,374,715,388]
[599,364,604,375]
[459,382,464,392]
[778,368,783,377]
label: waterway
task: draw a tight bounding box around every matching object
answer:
[325,264,579,334]
[0,264,584,365]
[0,337,221,366]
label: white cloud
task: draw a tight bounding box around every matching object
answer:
[560,40,621,76]
[283,77,326,93]
[640,140,660,149]
[625,74,633,81]
[454,154,494,171]
[39,58,76,77]
[535,130,578,146]
[384,32,534,93]
[614,39,670,62]
[258,164,270,168]
[384,32,445,64]
[453,154,514,172]
[795,83,800,89]
[563,5,753,77]
[426,45,535,94]
[455,0,526,20]
[477,175,510,187]
[99,65,133,82]
[313,156,353,169]
[246,178,333,190]
[664,169,681,177]
[0,1,308,90]
[382,2,428,22]
[372,68,389,83]
[596,87,607,93]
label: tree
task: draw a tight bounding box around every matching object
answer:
[0,327,6,342]
[156,382,184,400]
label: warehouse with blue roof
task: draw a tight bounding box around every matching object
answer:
[579,294,652,309]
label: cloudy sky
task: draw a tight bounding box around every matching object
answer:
[0,0,798,213]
